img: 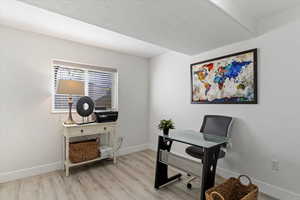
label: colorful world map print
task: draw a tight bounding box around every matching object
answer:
[191,49,257,104]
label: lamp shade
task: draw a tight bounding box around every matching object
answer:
[56,80,84,95]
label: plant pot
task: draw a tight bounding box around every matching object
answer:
[163,128,169,135]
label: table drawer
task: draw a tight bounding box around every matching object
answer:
[76,126,97,136]
[65,127,89,137]
[65,125,111,137]
[94,126,111,134]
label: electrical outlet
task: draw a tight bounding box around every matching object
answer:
[272,160,279,171]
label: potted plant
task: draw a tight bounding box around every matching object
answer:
[158,119,175,135]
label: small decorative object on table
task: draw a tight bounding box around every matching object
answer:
[76,96,95,124]
[158,119,175,135]
[206,175,258,200]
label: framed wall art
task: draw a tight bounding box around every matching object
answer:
[191,49,257,104]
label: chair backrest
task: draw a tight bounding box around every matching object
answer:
[200,115,233,138]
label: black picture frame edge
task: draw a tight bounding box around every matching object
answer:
[190,48,258,104]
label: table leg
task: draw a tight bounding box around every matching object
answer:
[111,128,117,164]
[200,146,220,200]
[154,136,182,189]
[66,166,70,177]
[113,152,117,164]
[65,136,70,176]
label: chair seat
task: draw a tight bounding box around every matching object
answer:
[185,146,225,160]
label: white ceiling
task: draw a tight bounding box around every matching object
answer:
[3,0,300,57]
[232,0,300,20]
[0,0,169,58]
[17,0,254,55]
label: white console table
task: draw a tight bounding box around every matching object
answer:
[62,122,117,176]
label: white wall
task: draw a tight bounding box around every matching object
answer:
[0,25,149,182]
[149,19,300,199]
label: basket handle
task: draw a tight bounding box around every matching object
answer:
[210,191,225,200]
[238,175,252,186]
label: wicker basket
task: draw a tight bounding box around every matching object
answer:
[69,139,100,163]
[206,175,258,200]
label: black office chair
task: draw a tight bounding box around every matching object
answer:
[185,115,233,189]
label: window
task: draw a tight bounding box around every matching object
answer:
[53,62,117,112]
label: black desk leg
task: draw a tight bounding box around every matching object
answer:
[154,136,182,189]
[200,146,221,200]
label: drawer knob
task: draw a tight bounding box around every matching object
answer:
[104,127,107,130]
[81,129,84,133]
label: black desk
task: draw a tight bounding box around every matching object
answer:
[154,130,229,200]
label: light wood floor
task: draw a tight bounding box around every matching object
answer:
[0,150,275,200]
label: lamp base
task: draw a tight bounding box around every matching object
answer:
[64,95,77,125]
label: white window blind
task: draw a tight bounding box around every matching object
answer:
[53,64,116,112]
[88,70,113,109]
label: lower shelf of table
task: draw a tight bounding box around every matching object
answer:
[66,146,113,167]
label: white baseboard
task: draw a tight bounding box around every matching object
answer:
[118,143,149,156]
[148,142,156,151]
[149,146,300,200]
[0,162,63,184]
[0,143,149,184]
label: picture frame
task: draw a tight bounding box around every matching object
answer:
[190,49,257,104]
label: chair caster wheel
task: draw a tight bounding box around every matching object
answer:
[187,183,192,189]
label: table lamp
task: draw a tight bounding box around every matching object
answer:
[57,79,84,124]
